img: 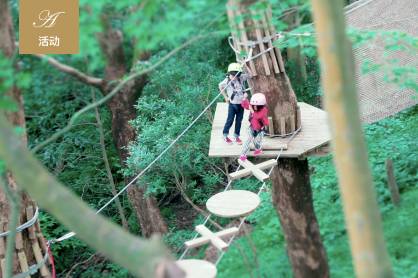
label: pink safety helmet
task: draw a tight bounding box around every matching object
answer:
[250,93,266,106]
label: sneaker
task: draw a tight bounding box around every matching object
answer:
[235,137,243,145]
[254,149,263,156]
[224,136,233,144]
[239,155,247,161]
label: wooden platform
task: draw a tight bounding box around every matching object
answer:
[209,102,331,158]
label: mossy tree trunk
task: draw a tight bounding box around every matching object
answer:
[0,0,50,276]
[226,1,329,277]
[97,24,168,236]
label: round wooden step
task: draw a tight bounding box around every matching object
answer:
[206,190,260,218]
[176,259,217,278]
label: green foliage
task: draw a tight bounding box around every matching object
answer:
[0,53,31,111]
[126,37,226,204]
[285,56,322,106]
[11,0,416,276]
[23,59,136,273]
[76,0,227,72]
[217,107,418,277]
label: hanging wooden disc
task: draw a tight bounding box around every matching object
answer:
[176,259,217,278]
[206,190,260,218]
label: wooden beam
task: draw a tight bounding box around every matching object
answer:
[17,252,30,278]
[232,6,257,75]
[1,259,6,278]
[280,117,286,135]
[184,227,239,249]
[260,11,280,73]
[32,242,49,276]
[194,225,231,251]
[265,8,285,72]
[229,159,277,182]
[251,10,271,75]
[26,207,36,240]
[385,159,400,206]
[268,116,274,135]
[290,115,296,132]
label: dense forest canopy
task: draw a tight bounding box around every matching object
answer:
[0,0,417,277]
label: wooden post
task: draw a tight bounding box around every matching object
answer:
[385,159,400,206]
[226,1,329,276]
[310,0,393,277]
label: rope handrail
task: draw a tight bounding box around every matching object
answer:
[215,126,301,266]
[178,127,301,264]
[51,57,254,243]
[0,207,39,238]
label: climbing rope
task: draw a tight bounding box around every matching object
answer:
[178,164,242,260]
[0,207,39,238]
[51,55,255,244]
[215,126,301,266]
[177,126,301,265]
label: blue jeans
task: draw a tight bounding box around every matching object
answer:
[223,103,244,137]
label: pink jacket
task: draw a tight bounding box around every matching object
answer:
[241,99,269,131]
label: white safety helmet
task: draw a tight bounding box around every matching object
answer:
[250,93,267,106]
[227,62,242,73]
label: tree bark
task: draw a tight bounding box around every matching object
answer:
[98,27,167,237]
[271,159,329,277]
[311,1,393,276]
[0,114,184,278]
[226,1,329,276]
[0,1,50,276]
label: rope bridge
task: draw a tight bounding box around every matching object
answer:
[2,0,415,277]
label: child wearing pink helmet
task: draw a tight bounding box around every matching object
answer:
[240,93,269,161]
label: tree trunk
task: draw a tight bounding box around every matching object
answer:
[283,9,307,84]
[0,1,50,276]
[98,28,167,237]
[226,1,329,276]
[311,0,393,276]
[271,158,329,276]
[0,114,183,278]
[107,89,168,237]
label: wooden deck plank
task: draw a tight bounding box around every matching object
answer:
[209,102,331,158]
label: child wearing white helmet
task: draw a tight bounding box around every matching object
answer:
[219,62,250,145]
[240,93,269,161]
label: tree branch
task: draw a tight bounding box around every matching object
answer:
[31,32,222,154]
[92,90,129,229]
[32,53,104,89]
[0,114,184,278]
